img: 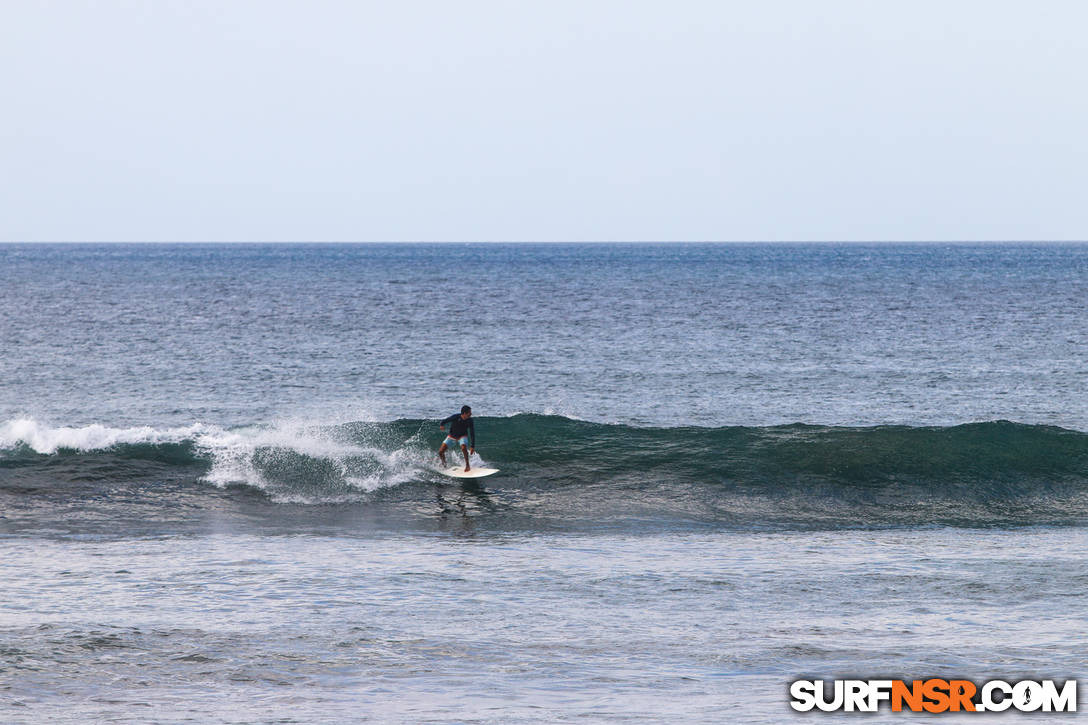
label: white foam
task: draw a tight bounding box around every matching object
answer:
[194,418,431,498]
[0,416,432,502]
[0,417,207,454]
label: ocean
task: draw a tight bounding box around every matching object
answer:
[2,242,1086,723]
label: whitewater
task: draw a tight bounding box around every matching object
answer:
[4,415,1088,536]
[2,243,1087,723]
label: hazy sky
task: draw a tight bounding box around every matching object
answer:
[2,1,1086,241]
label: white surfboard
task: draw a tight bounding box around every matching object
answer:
[438,466,499,479]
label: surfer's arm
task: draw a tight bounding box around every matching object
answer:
[468,419,476,450]
[439,413,458,431]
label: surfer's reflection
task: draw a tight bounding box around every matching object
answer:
[434,480,496,533]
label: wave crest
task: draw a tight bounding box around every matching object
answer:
[0,417,434,502]
[3,415,1087,517]
[0,418,204,455]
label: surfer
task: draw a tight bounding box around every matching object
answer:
[438,405,476,472]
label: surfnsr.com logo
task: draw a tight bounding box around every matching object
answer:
[789,679,1077,713]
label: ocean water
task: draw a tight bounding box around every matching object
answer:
[2,242,1087,723]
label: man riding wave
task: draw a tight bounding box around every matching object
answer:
[438,405,476,472]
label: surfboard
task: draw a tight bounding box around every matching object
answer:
[438,466,499,479]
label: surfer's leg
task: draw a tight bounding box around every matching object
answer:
[460,444,470,472]
[438,442,448,466]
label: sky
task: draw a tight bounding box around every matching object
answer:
[1,0,1086,242]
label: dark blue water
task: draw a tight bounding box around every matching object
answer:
[3,242,1086,429]
[2,243,1086,723]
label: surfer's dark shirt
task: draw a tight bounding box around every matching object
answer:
[441,414,476,447]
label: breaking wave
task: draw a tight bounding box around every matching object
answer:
[3,415,1087,528]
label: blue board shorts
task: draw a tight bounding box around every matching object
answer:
[443,435,470,448]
